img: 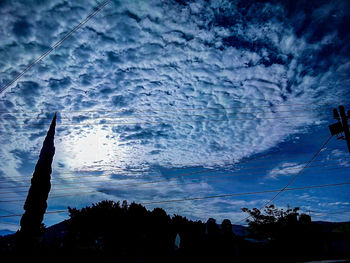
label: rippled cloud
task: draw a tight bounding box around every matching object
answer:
[0,0,349,223]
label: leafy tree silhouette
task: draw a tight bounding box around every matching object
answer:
[4,198,347,262]
[221,219,233,237]
[242,204,314,261]
[63,200,213,262]
[242,204,303,239]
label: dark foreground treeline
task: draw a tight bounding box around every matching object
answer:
[1,200,350,263]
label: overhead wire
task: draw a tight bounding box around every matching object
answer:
[0,0,348,225]
[49,155,350,181]
[0,101,348,115]
[0,221,20,227]
[310,210,350,217]
[53,166,350,195]
[54,131,350,158]
[0,164,346,197]
[0,106,334,120]
[141,182,350,205]
[1,159,348,220]
[74,151,329,170]
[0,114,333,129]
[0,147,341,181]
[0,143,345,198]
[0,210,68,218]
[0,139,344,183]
[5,180,350,207]
[236,135,334,224]
[2,180,349,221]
[0,106,338,134]
[0,165,349,203]
[0,157,348,194]
[0,0,111,95]
[0,111,331,128]
[261,135,334,206]
[0,136,341,184]
[0,122,330,133]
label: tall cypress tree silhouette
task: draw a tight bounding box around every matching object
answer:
[20,113,56,237]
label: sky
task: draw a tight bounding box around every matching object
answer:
[0,0,350,233]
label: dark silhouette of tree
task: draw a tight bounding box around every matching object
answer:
[205,218,219,236]
[171,214,205,262]
[63,200,213,262]
[204,218,221,261]
[3,198,348,262]
[219,219,237,261]
[299,213,312,224]
[19,113,56,240]
[241,204,301,239]
[221,219,233,236]
[241,204,318,261]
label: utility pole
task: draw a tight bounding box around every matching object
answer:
[329,105,350,154]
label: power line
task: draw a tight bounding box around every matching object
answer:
[0,146,347,189]
[86,166,350,193]
[262,135,334,206]
[0,114,333,128]
[73,155,320,173]
[0,158,347,194]
[138,182,350,205]
[0,207,17,215]
[0,152,347,189]
[0,165,349,203]
[0,182,349,214]
[237,135,334,224]
[1,101,349,115]
[63,135,350,160]
[0,163,344,195]
[0,147,340,182]
[0,107,332,121]
[0,120,330,133]
[49,155,349,181]
[0,221,20,227]
[0,141,340,183]
[0,210,67,218]
[0,0,111,95]
[310,210,350,217]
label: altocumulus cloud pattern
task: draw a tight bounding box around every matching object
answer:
[0,0,350,224]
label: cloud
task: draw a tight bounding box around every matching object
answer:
[318,201,350,208]
[0,0,350,226]
[267,162,304,179]
[326,149,350,167]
